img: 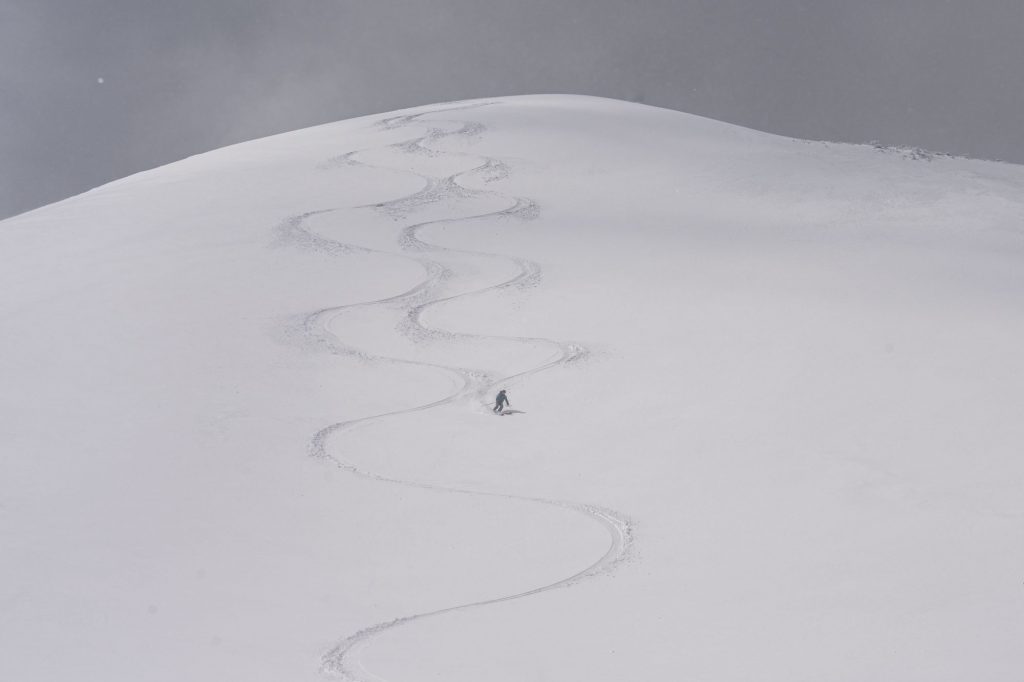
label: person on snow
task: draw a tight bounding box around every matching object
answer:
[493,389,509,413]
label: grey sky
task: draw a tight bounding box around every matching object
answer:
[2,0,1023,219]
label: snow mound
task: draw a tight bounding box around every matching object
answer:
[3,95,1024,681]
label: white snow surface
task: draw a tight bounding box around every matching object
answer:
[3,95,1024,681]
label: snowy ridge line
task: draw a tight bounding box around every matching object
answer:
[295,103,635,682]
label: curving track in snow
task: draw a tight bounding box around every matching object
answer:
[285,102,634,682]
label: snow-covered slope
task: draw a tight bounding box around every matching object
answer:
[3,95,1024,681]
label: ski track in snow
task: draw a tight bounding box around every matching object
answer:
[286,102,635,682]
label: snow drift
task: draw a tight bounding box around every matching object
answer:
[2,95,1023,681]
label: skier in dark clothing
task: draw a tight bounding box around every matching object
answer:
[493,389,509,413]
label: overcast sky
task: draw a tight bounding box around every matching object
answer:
[2,0,1022,219]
